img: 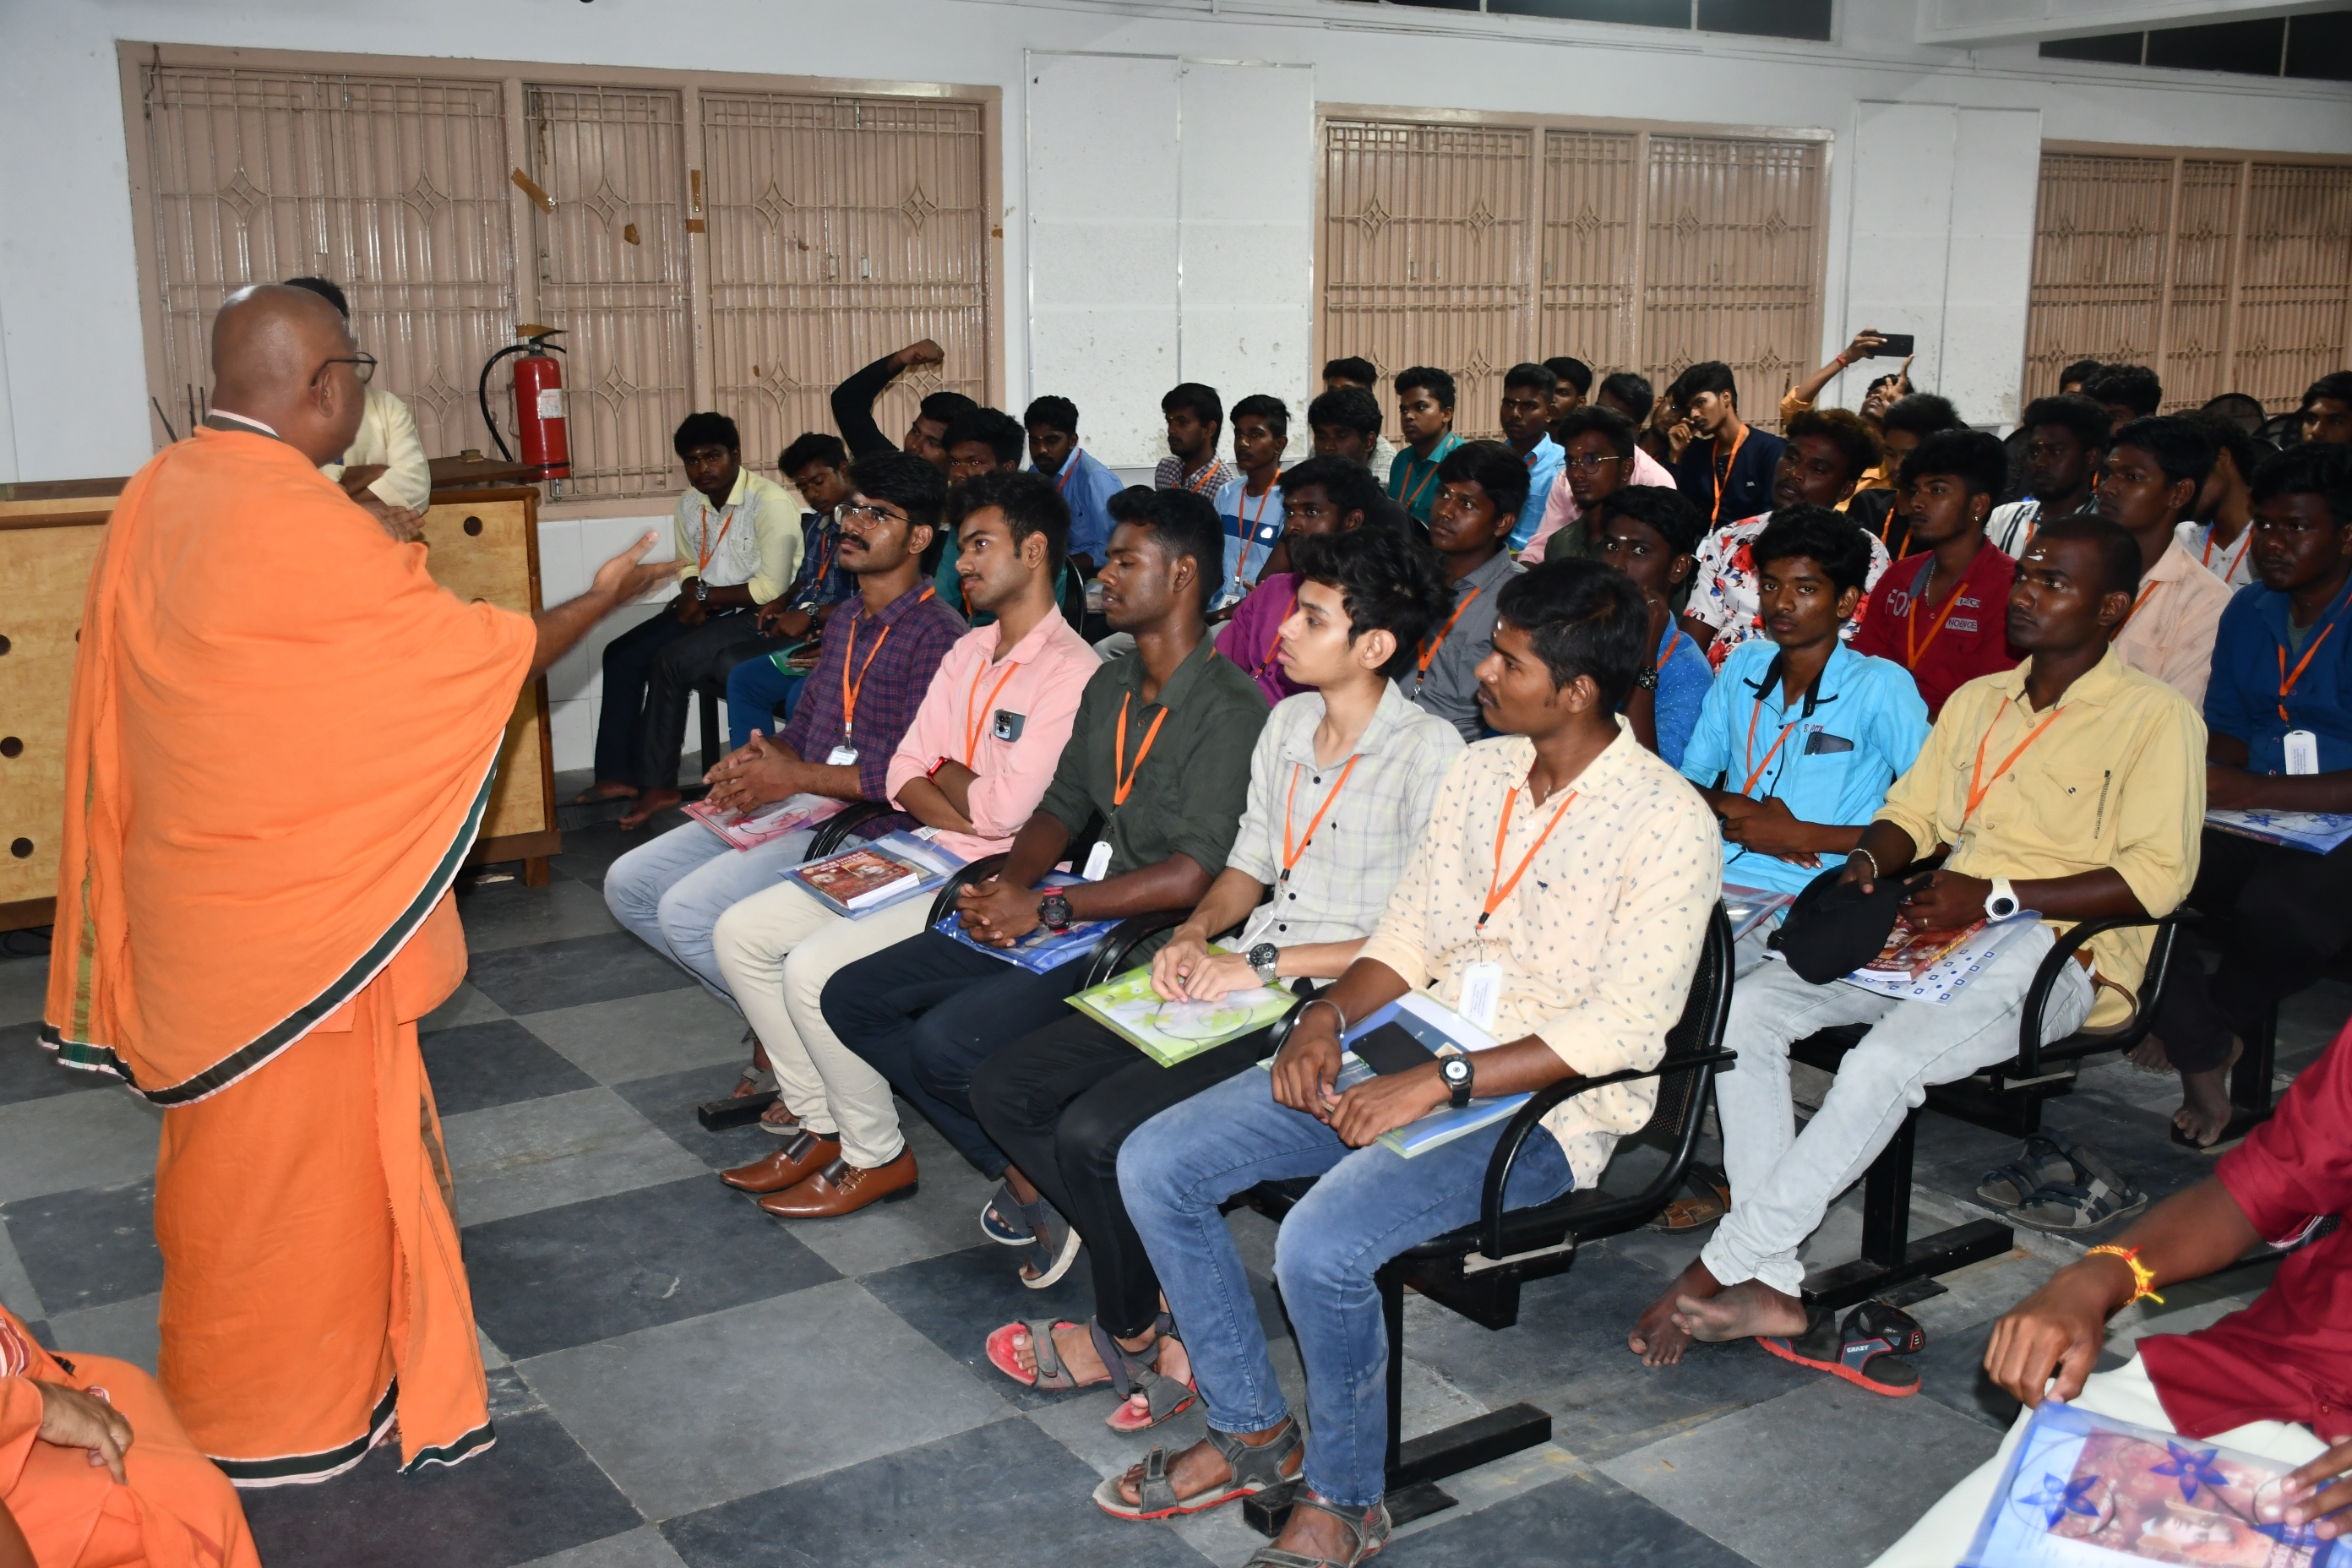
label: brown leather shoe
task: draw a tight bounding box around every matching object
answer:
[719,1130,841,1194]
[757,1150,919,1218]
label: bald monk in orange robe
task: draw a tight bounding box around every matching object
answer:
[0,1305,259,1567]
[38,284,672,1485]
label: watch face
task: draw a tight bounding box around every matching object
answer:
[1442,1057,1471,1084]
[1248,943,1279,970]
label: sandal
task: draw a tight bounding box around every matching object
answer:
[1022,1206,1083,1289]
[1759,1301,1925,1397]
[1092,1419,1304,1522]
[1647,1163,1730,1232]
[2008,1142,2148,1234]
[984,1319,1096,1391]
[981,1181,1036,1247]
[1099,1314,1197,1432]
[1974,1134,2078,1210]
[1242,1492,1391,1568]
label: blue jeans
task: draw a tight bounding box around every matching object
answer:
[1119,1069,1575,1509]
[602,821,813,1004]
[726,653,807,754]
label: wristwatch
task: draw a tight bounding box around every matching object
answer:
[1633,662,1660,691]
[1440,1054,1474,1109]
[1037,891,1075,933]
[694,577,710,604]
[1247,942,1281,986]
[1984,876,2021,921]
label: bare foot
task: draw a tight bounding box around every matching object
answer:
[2127,1033,2173,1074]
[1113,1422,1298,1509]
[572,780,639,805]
[617,788,683,830]
[2174,1037,2242,1149]
[1631,1257,1722,1367]
[1671,1280,1809,1344]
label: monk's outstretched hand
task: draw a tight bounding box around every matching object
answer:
[35,1382,133,1484]
[594,531,676,606]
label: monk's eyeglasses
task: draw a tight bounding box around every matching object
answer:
[312,353,378,389]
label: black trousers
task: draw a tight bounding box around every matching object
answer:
[2156,827,2352,1071]
[970,1013,1281,1339]
[591,607,763,788]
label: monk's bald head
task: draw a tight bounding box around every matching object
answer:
[209,284,367,465]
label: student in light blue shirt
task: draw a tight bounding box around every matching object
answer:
[1679,506,1930,930]
[1213,395,1290,611]
[1024,395,1121,578]
[1594,486,1712,770]
[1501,362,1565,553]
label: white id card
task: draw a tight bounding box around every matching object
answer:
[825,743,858,766]
[2285,728,2321,776]
[1459,962,1502,1032]
[1082,841,1113,882]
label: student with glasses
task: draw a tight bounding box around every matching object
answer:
[1526,404,1680,564]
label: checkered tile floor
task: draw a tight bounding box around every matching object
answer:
[0,804,2338,1568]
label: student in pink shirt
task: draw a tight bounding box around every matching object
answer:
[1214,457,1391,705]
[707,470,1100,1198]
[1527,405,1678,562]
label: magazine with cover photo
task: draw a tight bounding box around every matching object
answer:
[1838,912,2039,1005]
[683,791,846,851]
[790,830,964,917]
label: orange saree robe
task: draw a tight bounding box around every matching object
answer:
[42,422,535,1484]
[0,1306,261,1566]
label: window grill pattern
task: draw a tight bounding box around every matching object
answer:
[525,86,693,499]
[2024,151,2352,415]
[139,65,516,458]
[1323,117,1823,443]
[701,93,989,475]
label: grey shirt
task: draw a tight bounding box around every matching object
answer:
[1402,547,1524,743]
[1227,681,1467,951]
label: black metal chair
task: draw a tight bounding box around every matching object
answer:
[1235,905,1738,1533]
[1794,912,2191,1311]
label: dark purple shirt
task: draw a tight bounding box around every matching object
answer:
[782,582,968,817]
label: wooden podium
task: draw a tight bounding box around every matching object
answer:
[0,482,558,932]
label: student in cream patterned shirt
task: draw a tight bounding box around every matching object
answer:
[1108,560,1721,1561]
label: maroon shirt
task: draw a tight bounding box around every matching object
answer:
[1850,545,2020,720]
[2138,1020,2352,1443]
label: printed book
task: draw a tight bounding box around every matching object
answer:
[1839,912,2039,1005]
[791,830,963,918]
[683,792,845,851]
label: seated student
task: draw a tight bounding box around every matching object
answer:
[708,471,1099,1195]
[1528,405,1680,563]
[2085,362,2164,434]
[815,490,1266,1219]
[2058,357,2103,397]
[2304,369,2352,447]
[1848,393,1963,557]
[1403,439,1527,742]
[1154,384,1236,498]
[1024,395,1119,578]
[1320,356,1398,476]
[1778,329,1907,466]
[971,528,1461,1423]
[583,413,806,828]
[1216,456,1386,706]
[1869,1019,2352,1567]
[1665,362,1785,530]
[1213,395,1290,611]
[1986,394,2109,558]
[2100,415,2233,707]
[286,276,433,520]
[1386,366,1466,530]
[2179,407,2264,588]
[602,452,962,1029]
[1592,486,1715,769]
[2148,444,2352,1149]
[1544,354,1592,426]
[0,1301,262,1568]
[934,407,1030,616]
[1596,368,1656,429]
[1679,506,1930,959]
[726,433,861,751]
[1850,429,2023,719]
[1687,408,1890,668]
[1631,515,2205,1371]
[1306,388,1415,536]
[829,337,976,466]
[1500,362,1565,552]
[1102,561,1722,1560]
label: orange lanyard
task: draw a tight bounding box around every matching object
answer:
[1233,484,1278,595]
[1480,785,1578,930]
[963,657,1022,765]
[841,586,934,739]
[697,502,737,575]
[1398,439,1453,514]
[2278,623,2338,722]
[1113,692,1170,808]
[2202,525,2251,581]
[1655,626,1677,672]
[1419,586,1481,675]
[1280,756,1361,883]
[1905,561,1968,669]
[1055,452,1081,494]
[1179,462,1221,496]
[1740,698,1801,798]
[1962,704,2066,830]
[1257,592,1298,678]
[1708,427,1749,527]
[2110,582,2160,640]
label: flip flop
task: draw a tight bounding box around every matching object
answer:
[1759,1301,1925,1396]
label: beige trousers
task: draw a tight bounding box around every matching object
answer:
[710,883,935,1168]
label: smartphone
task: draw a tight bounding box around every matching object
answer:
[1871,333,1914,359]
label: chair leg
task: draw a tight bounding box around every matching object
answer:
[1804,1108,2014,1313]
[698,685,721,780]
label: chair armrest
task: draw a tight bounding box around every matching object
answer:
[2013,912,2185,1072]
[804,801,893,861]
[1079,911,1193,988]
[1476,1052,1735,1261]
[924,852,1010,926]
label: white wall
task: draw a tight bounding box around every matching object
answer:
[3,0,2344,768]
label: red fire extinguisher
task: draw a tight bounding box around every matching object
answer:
[477,325,571,480]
